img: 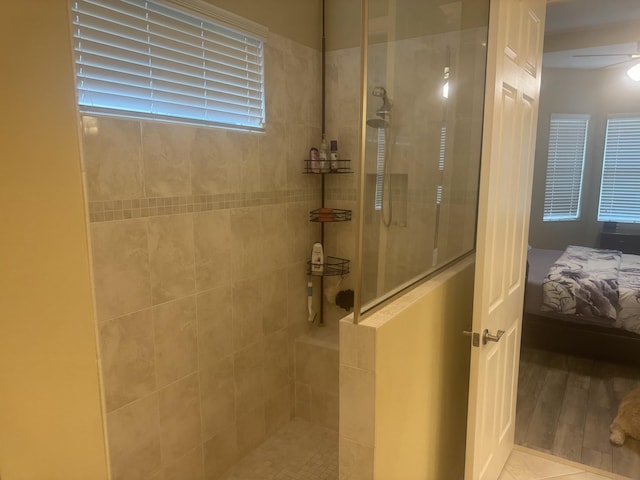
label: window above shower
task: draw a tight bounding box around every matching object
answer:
[70,0,267,132]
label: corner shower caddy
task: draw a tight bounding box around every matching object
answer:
[304,159,352,323]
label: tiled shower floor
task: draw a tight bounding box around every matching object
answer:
[218,419,338,480]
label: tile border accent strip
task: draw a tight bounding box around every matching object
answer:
[88,188,323,223]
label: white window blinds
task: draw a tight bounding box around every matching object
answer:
[543,114,589,221]
[71,0,266,130]
[598,116,640,223]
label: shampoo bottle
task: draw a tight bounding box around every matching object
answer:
[311,242,324,274]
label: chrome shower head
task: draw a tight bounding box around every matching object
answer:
[371,86,393,117]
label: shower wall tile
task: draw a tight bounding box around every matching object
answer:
[193,210,231,291]
[234,342,265,415]
[227,130,261,194]
[259,121,288,192]
[142,122,194,197]
[339,437,374,480]
[295,340,339,395]
[310,389,339,432]
[339,364,375,448]
[107,394,162,480]
[197,286,233,371]
[91,219,151,321]
[232,278,264,350]
[264,33,289,124]
[148,214,196,304]
[190,127,230,195]
[263,330,289,400]
[265,385,291,436]
[158,373,202,464]
[294,382,311,421]
[200,356,236,442]
[163,446,204,480]
[203,425,239,479]
[261,204,289,273]
[261,269,288,335]
[99,309,156,412]
[230,207,263,281]
[82,116,144,202]
[236,404,266,456]
[152,296,198,388]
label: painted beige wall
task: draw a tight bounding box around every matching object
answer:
[0,2,109,479]
[529,67,640,250]
[205,0,322,49]
[339,257,473,478]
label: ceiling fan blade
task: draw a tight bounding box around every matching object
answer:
[600,58,638,69]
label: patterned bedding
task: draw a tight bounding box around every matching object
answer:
[541,245,640,333]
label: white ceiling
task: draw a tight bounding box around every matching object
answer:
[543,0,640,69]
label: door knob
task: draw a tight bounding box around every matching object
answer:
[482,329,504,345]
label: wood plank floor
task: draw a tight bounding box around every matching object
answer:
[516,346,640,478]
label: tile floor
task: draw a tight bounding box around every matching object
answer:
[219,418,628,480]
[218,419,338,480]
[500,447,628,480]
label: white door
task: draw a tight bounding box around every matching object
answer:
[465,0,546,479]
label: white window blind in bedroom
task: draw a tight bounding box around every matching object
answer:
[543,114,589,221]
[598,116,640,223]
[71,0,266,130]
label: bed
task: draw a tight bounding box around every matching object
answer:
[523,246,640,365]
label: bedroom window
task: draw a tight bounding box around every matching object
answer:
[598,116,640,223]
[71,0,266,131]
[543,114,589,221]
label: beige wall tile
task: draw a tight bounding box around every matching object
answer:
[311,388,339,432]
[200,356,236,442]
[100,309,156,412]
[294,383,311,421]
[91,220,151,321]
[259,121,287,192]
[295,340,339,394]
[197,286,233,372]
[339,365,374,448]
[263,330,289,400]
[163,446,204,480]
[264,385,291,436]
[234,343,264,415]
[226,130,260,194]
[107,394,162,480]
[236,405,266,456]
[153,296,198,388]
[339,320,375,371]
[142,122,194,197]
[158,374,202,464]
[230,208,263,281]
[232,278,264,350]
[190,127,230,195]
[261,205,289,272]
[148,215,196,304]
[82,116,144,201]
[261,270,288,335]
[339,437,374,480]
[193,210,231,291]
[203,426,238,480]
[286,203,317,264]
